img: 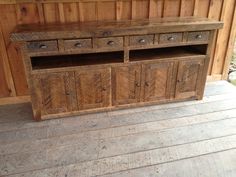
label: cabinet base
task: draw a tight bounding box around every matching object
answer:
[38,97,200,120]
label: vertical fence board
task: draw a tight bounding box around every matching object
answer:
[149,0,157,18]
[98,1,116,20]
[58,3,65,23]
[43,3,60,23]
[180,0,195,16]
[212,0,235,75]
[63,2,79,23]
[132,0,149,19]
[194,0,210,17]
[80,2,97,21]
[207,0,223,75]
[16,3,40,24]
[116,0,132,20]
[0,28,12,97]
[163,0,181,17]
[222,5,236,79]
[0,4,27,96]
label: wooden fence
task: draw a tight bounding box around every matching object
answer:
[0,0,236,105]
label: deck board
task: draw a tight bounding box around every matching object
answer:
[0,81,236,177]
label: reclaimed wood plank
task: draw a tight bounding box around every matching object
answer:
[97,1,116,20]
[100,148,236,177]
[0,4,28,96]
[180,0,195,17]
[98,118,236,158]
[0,89,236,136]
[43,3,60,23]
[63,2,79,23]
[116,0,131,20]
[211,0,236,75]
[4,134,236,177]
[194,0,210,17]
[222,4,236,79]
[0,20,16,97]
[16,3,40,24]
[1,96,236,144]
[132,0,149,19]
[1,109,236,156]
[163,0,181,17]
[207,0,223,75]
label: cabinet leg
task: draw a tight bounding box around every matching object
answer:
[33,110,42,121]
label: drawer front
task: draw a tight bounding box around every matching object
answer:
[27,40,58,52]
[187,31,210,42]
[159,33,183,44]
[129,35,154,46]
[97,37,123,49]
[64,38,92,51]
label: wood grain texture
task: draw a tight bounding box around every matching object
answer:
[0,0,234,105]
[0,81,236,176]
[0,3,33,98]
[10,17,222,119]
[211,0,236,74]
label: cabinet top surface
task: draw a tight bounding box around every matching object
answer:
[11,17,223,41]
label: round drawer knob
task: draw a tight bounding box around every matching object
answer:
[39,44,47,49]
[168,37,175,41]
[196,34,202,39]
[107,41,115,46]
[139,39,146,44]
[75,43,82,48]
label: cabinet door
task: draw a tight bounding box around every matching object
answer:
[112,64,141,105]
[175,58,204,99]
[31,72,77,118]
[75,68,111,110]
[143,61,175,102]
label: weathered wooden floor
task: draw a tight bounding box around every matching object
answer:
[0,81,236,177]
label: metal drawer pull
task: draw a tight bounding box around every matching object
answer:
[39,44,47,49]
[196,34,202,39]
[74,43,82,48]
[107,41,115,46]
[168,36,175,41]
[135,82,140,87]
[139,39,146,44]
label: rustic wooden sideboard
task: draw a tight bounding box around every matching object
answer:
[11,17,223,120]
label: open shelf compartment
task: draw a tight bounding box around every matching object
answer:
[129,45,207,62]
[31,51,124,70]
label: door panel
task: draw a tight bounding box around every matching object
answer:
[31,72,77,117]
[175,58,204,99]
[112,64,141,105]
[143,61,175,102]
[75,68,111,110]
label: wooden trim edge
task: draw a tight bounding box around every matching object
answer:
[0,96,31,105]
[207,74,223,82]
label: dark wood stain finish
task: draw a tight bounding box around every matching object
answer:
[11,17,223,120]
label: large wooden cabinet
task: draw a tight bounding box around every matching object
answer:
[11,17,223,120]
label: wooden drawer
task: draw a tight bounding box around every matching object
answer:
[97,37,123,49]
[64,38,92,51]
[187,31,210,42]
[27,40,58,52]
[159,33,183,44]
[129,35,154,46]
